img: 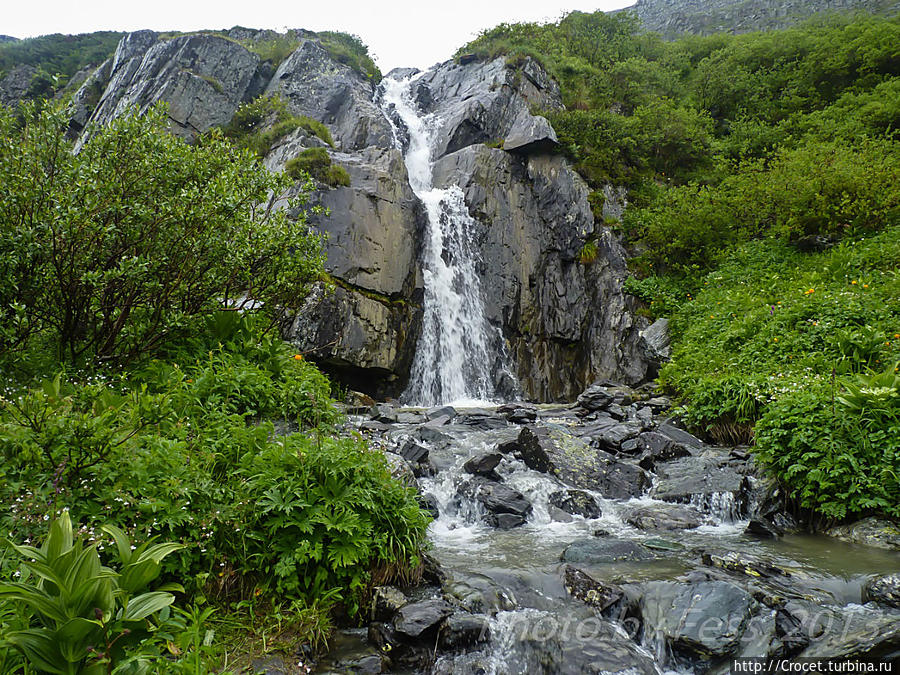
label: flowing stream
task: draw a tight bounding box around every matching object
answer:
[379,75,513,407]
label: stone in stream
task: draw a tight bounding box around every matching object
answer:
[458,410,508,431]
[383,452,416,487]
[438,613,491,650]
[745,518,783,539]
[371,586,408,622]
[798,609,900,660]
[642,537,685,552]
[636,580,754,659]
[590,422,642,452]
[398,438,429,464]
[576,384,615,411]
[463,452,503,477]
[826,517,900,551]
[563,565,626,613]
[370,403,398,423]
[417,493,440,519]
[516,426,650,498]
[426,405,456,421]
[620,431,692,470]
[548,489,602,519]
[548,506,574,523]
[651,454,747,510]
[700,549,790,580]
[458,478,532,529]
[624,503,705,531]
[864,573,900,608]
[561,538,657,564]
[392,599,454,639]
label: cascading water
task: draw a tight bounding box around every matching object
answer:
[379,75,514,406]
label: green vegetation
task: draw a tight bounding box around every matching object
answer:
[461,11,900,523]
[286,147,351,188]
[0,102,428,669]
[0,32,123,91]
[222,94,334,158]
[315,32,381,82]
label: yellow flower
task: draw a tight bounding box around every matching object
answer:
[774,338,778,342]
[293,354,303,360]
[851,280,858,285]
[863,284,869,288]
[805,288,814,295]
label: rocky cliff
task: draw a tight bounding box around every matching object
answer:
[61,30,651,401]
[625,0,900,37]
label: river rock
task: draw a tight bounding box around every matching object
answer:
[700,549,790,580]
[383,452,416,487]
[589,422,642,452]
[548,489,602,519]
[371,586,408,622]
[637,580,754,659]
[798,610,900,660]
[393,599,454,639]
[438,613,491,650]
[624,503,704,531]
[576,384,615,411]
[463,452,503,476]
[561,538,657,564]
[564,565,625,613]
[459,478,532,528]
[745,518,783,539]
[864,573,900,608]
[517,426,650,498]
[652,454,747,509]
[826,517,900,551]
[639,317,671,363]
[426,405,456,421]
[621,431,691,470]
[398,438,429,464]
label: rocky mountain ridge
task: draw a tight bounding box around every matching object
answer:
[624,0,900,37]
[10,28,655,401]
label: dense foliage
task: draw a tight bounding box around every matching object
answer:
[0,102,428,668]
[461,11,900,522]
[222,94,334,157]
[0,103,324,367]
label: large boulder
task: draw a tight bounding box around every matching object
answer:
[826,517,900,551]
[561,538,657,564]
[517,426,650,498]
[266,39,393,151]
[77,32,262,145]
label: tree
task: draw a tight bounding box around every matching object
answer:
[0,102,325,365]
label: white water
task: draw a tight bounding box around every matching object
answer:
[379,75,514,407]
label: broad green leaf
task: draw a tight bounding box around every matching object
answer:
[121,591,175,621]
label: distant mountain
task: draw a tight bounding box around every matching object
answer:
[0,35,19,43]
[623,0,900,37]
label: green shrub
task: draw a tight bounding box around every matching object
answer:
[286,147,351,188]
[223,95,334,157]
[315,32,381,82]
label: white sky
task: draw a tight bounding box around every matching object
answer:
[2,0,635,71]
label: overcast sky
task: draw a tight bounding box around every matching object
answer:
[3,0,635,71]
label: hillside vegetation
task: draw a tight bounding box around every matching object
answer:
[459,11,900,521]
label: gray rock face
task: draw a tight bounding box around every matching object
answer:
[562,538,657,564]
[266,39,392,151]
[826,517,900,551]
[864,573,900,608]
[0,64,37,105]
[393,598,454,639]
[623,503,705,531]
[549,489,602,519]
[79,32,261,144]
[432,143,649,400]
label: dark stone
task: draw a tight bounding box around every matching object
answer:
[370,403,398,423]
[426,405,456,421]
[463,453,503,476]
[399,439,429,464]
[590,423,642,452]
[561,538,657,564]
[417,493,440,519]
[826,517,900,551]
[576,384,615,411]
[439,613,491,650]
[624,503,704,531]
[629,431,691,470]
[563,565,625,613]
[864,573,900,609]
[548,506,574,522]
[371,586,408,622]
[656,420,705,449]
[636,580,754,659]
[700,549,789,579]
[496,438,521,455]
[459,411,508,430]
[392,599,454,639]
[505,407,538,424]
[745,518,783,539]
[548,489,602,519]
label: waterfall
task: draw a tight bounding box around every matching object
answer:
[380,74,515,406]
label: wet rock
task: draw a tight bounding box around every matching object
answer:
[624,431,691,470]
[633,406,655,430]
[396,411,425,424]
[393,599,454,639]
[503,114,559,153]
[459,410,508,430]
[576,384,615,411]
[503,406,538,424]
[637,580,754,659]
[640,317,671,362]
[370,403,398,423]
[826,517,900,551]
[496,438,521,455]
[548,489,602,519]
[564,565,625,613]
[316,629,383,674]
[652,454,746,507]
[656,420,705,449]
[642,538,685,552]
[561,538,657,564]
[589,422,642,452]
[607,403,627,421]
[250,655,290,674]
[423,414,452,428]
[624,503,704,531]
[371,586,408,622]
[445,574,517,614]
[745,518,783,539]
[398,438,429,464]
[548,506,574,523]
[799,610,900,660]
[426,405,456,421]
[463,452,503,477]
[384,452,416,487]
[864,573,900,609]
[517,426,650,498]
[460,478,532,527]
[417,493,440,519]
[438,613,491,650]
[645,397,672,413]
[700,549,790,580]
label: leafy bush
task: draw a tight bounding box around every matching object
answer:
[286,147,351,188]
[0,103,324,368]
[0,32,124,87]
[315,32,381,82]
